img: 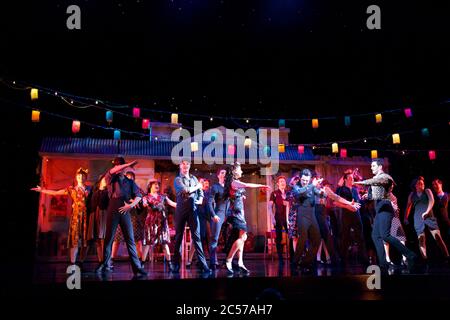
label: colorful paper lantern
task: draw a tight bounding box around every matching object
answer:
[340,148,347,158]
[279,119,286,128]
[31,110,40,122]
[227,145,236,155]
[114,130,121,140]
[278,144,285,153]
[298,145,305,154]
[392,133,400,144]
[244,138,252,148]
[421,128,430,137]
[106,111,113,124]
[171,113,178,124]
[211,132,217,142]
[344,116,351,127]
[30,88,38,100]
[404,108,413,118]
[332,143,339,153]
[132,107,140,118]
[429,150,436,161]
[263,145,271,156]
[375,113,382,124]
[142,118,150,130]
[72,120,80,134]
[312,118,319,129]
[191,142,199,152]
[371,150,378,159]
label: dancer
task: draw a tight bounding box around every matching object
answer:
[208,167,230,270]
[405,176,449,261]
[224,162,270,274]
[384,193,407,266]
[287,176,301,257]
[314,179,335,265]
[88,175,109,263]
[291,169,360,273]
[95,157,147,276]
[125,170,145,261]
[335,173,369,266]
[141,179,177,266]
[187,178,211,268]
[432,179,450,248]
[269,176,292,264]
[32,168,91,265]
[171,159,210,273]
[354,159,417,272]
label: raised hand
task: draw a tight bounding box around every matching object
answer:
[31,185,42,192]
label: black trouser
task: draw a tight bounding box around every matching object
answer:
[103,198,141,272]
[209,211,226,266]
[293,207,321,266]
[173,205,208,269]
[340,210,368,264]
[371,200,415,267]
[315,205,339,263]
[274,219,294,260]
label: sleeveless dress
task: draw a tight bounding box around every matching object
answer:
[66,185,91,248]
[228,186,247,232]
[144,194,171,245]
[411,191,439,235]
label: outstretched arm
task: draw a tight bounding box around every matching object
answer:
[324,186,360,210]
[423,189,435,219]
[109,160,138,175]
[31,186,67,196]
[232,180,270,190]
[165,197,177,208]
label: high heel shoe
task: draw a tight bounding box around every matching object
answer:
[238,265,250,275]
[225,262,234,274]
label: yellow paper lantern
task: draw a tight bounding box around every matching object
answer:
[278,144,285,153]
[371,150,378,159]
[171,113,178,124]
[392,133,400,144]
[312,118,319,129]
[191,142,199,152]
[375,113,382,123]
[30,88,38,100]
[244,138,252,148]
[332,143,339,153]
[31,110,40,122]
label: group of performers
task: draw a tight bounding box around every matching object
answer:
[32,157,450,276]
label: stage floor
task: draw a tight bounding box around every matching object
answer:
[28,254,450,302]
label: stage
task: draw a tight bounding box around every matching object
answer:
[27,254,450,302]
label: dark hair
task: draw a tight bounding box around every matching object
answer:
[224,162,240,199]
[410,176,425,192]
[216,166,227,177]
[147,180,160,194]
[432,178,443,185]
[112,156,126,166]
[343,172,352,181]
[371,158,384,167]
[93,174,106,192]
[276,176,287,184]
[125,171,135,180]
[301,169,312,177]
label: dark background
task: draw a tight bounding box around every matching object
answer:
[1,0,449,297]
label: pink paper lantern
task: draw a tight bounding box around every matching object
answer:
[133,107,140,118]
[429,150,436,161]
[142,118,150,130]
[298,145,305,154]
[72,120,80,134]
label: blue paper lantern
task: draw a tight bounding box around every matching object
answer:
[278,119,286,128]
[106,111,113,124]
[421,128,430,137]
[114,130,121,140]
[344,116,351,127]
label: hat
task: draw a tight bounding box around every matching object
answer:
[112,156,125,166]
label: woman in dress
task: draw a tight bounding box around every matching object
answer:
[405,176,449,260]
[141,179,177,266]
[384,192,407,266]
[88,175,109,263]
[32,167,91,265]
[223,162,270,274]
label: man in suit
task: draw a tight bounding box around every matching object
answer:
[171,159,211,273]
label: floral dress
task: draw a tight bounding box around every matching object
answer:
[143,194,171,246]
[286,191,299,238]
[66,185,91,248]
